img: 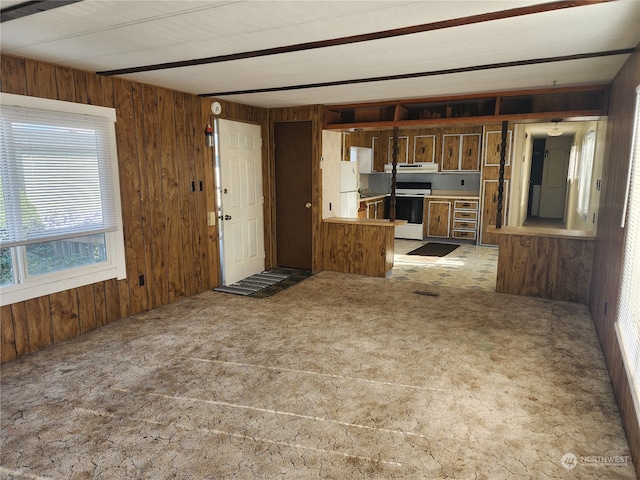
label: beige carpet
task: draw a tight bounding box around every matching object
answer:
[1,271,636,479]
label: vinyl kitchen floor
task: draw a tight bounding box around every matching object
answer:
[389,240,499,292]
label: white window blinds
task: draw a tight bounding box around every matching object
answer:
[616,84,640,419]
[0,105,119,248]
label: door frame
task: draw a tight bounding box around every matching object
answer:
[268,108,323,272]
[214,118,265,285]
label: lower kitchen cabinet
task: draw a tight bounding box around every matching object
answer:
[357,201,367,219]
[426,200,451,238]
[423,197,480,241]
[366,199,385,219]
[452,199,479,241]
[480,180,509,245]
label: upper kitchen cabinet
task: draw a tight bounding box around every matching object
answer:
[413,135,436,163]
[483,127,512,166]
[323,85,608,130]
[387,135,409,163]
[442,133,481,171]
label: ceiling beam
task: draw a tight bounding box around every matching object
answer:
[98,0,615,76]
[200,49,634,97]
[0,0,83,23]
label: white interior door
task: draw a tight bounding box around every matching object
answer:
[217,119,264,285]
[539,138,571,218]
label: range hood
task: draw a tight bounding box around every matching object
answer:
[383,163,438,173]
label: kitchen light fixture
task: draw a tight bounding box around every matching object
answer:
[547,120,563,137]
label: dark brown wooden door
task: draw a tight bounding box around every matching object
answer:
[274,121,313,270]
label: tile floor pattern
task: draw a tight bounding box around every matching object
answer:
[389,240,499,292]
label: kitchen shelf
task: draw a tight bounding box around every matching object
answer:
[323,85,608,130]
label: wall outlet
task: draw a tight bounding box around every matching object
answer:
[461,179,465,186]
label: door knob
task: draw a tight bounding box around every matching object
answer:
[305,203,312,209]
[224,214,232,220]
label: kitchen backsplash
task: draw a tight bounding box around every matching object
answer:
[365,172,481,194]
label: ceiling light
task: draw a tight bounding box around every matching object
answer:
[547,121,563,137]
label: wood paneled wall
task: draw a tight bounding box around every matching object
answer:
[589,45,640,473]
[0,55,266,362]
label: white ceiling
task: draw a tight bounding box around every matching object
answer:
[1,0,639,109]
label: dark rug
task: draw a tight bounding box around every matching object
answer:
[214,268,313,298]
[406,242,459,257]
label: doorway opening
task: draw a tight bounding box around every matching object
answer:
[525,136,571,229]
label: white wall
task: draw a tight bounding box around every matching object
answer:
[509,124,533,227]
[321,130,342,218]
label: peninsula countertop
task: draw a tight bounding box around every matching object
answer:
[323,217,407,227]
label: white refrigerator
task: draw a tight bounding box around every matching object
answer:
[340,162,360,217]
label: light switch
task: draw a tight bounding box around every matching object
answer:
[207,211,217,226]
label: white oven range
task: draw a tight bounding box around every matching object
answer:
[384,182,431,240]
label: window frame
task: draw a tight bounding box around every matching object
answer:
[615,84,640,426]
[0,93,126,306]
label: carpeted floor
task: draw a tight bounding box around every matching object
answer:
[1,271,635,479]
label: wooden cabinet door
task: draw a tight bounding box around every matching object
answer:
[387,135,409,163]
[357,201,367,219]
[427,201,451,238]
[461,134,480,171]
[414,135,436,164]
[480,180,509,245]
[372,136,384,171]
[367,202,376,219]
[484,129,512,166]
[441,135,460,171]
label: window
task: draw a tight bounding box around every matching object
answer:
[616,85,640,421]
[0,93,125,305]
[577,131,596,218]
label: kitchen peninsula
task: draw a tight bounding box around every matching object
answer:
[490,226,595,303]
[322,217,407,277]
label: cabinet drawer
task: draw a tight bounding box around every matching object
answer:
[454,210,478,221]
[454,200,479,210]
[453,220,477,230]
[453,230,477,240]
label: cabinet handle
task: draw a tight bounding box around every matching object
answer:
[449,148,453,158]
[468,148,472,157]
[437,215,440,223]
[493,194,497,203]
[496,144,501,153]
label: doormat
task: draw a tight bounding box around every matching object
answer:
[214,268,313,298]
[406,242,459,257]
[251,268,314,298]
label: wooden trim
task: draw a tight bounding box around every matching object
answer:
[99,0,613,76]
[202,51,630,98]
[326,84,611,111]
[323,85,611,130]
[0,0,83,23]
